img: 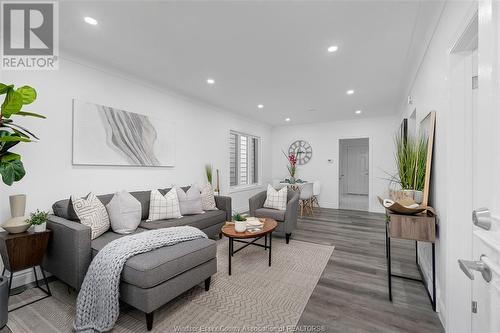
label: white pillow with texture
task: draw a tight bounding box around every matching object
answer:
[147,189,182,221]
[71,192,110,239]
[200,183,218,211]
[106,191,141,234]
[263,184,288,211]
[176,186,204,215]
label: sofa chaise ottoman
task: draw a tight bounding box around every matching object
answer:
[43,188,231,330]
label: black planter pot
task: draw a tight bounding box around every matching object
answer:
[0,276,8,329]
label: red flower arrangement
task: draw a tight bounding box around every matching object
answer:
[283,151,297,179]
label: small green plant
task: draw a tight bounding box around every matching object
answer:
[232,213,247,222]
[26,209,49,226]
[205,164,213,184]
[0,83,46,186]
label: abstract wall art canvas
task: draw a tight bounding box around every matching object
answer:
[72,99,175,167]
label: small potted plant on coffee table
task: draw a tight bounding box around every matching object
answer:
[232,213,247,233]
[26,209,49,232]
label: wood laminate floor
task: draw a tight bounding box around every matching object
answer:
[0,208,443,333]
[296,208,444,333]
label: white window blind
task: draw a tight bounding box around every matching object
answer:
[229,131,260,187]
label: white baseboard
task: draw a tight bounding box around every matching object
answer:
[437,296,446,330]
[317,201,337,209]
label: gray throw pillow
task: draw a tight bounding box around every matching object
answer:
[106,191,142,234]
[176,186,204,215]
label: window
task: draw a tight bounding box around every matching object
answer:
[230,131,260,187]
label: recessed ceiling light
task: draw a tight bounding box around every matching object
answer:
[346,90,355,95]
[285,118,291,122]
[327,45,339,53]
[84,16,98,25]
[355,110,362,114]
[206,78,215,85]
[257,104,264,109]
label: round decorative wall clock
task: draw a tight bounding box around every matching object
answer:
[288,140,313,165]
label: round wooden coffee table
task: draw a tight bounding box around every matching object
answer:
[221,218,278,275]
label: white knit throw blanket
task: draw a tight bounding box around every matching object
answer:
[74,226,207,333]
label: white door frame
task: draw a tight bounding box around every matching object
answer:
[445,6,477,331]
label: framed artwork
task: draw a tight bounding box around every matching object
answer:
[72,99,175,167]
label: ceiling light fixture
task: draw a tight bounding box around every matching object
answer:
[206,78,215,85]
[285,118,291,122]
[257,104,264,109]
[346,90,354,95]
[327,45,339,53]
[84,16,98,25]
[355,110,362,114]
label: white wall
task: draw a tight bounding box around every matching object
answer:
[0,56,272,285]
[271,116,397,213]
[396,0,476,330]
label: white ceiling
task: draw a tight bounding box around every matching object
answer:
[59,1,444,125]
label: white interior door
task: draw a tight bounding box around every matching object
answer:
[346,145,369,195]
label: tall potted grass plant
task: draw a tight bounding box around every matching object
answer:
[394,133,427,203]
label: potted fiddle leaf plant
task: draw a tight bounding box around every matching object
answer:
[0,83,45,186]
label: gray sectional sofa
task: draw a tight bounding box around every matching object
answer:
[43,188,231,331]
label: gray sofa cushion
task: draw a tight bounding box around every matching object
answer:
[254,208,286,222]
[91,229,146,257]
[91,231,216,289]
[140,210,226,231]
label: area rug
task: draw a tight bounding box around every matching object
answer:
[7,238,333,333]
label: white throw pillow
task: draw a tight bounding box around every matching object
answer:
[263,184,288,211]
[176,186,204,215]
[147,189,182,221]
[71,193,110,239]
[106,191,142,234]
[200,183,218,211]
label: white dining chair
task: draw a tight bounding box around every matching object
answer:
[312,180,321,208]
[299,182,314,217]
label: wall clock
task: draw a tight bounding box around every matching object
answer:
[288,140,313,165]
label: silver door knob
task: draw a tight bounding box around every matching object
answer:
[458,257,492,282]
[473,208,491,230]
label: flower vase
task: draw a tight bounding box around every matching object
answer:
[2,194,30,234]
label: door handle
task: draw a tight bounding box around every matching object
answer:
[458,256,492,282]
[473,208,491,230]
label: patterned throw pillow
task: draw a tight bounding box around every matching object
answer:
[71,193,110,239]
[263,184,288,211]
[147,189,182,222]
[200,183,218,211]
[176,186,204,215]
